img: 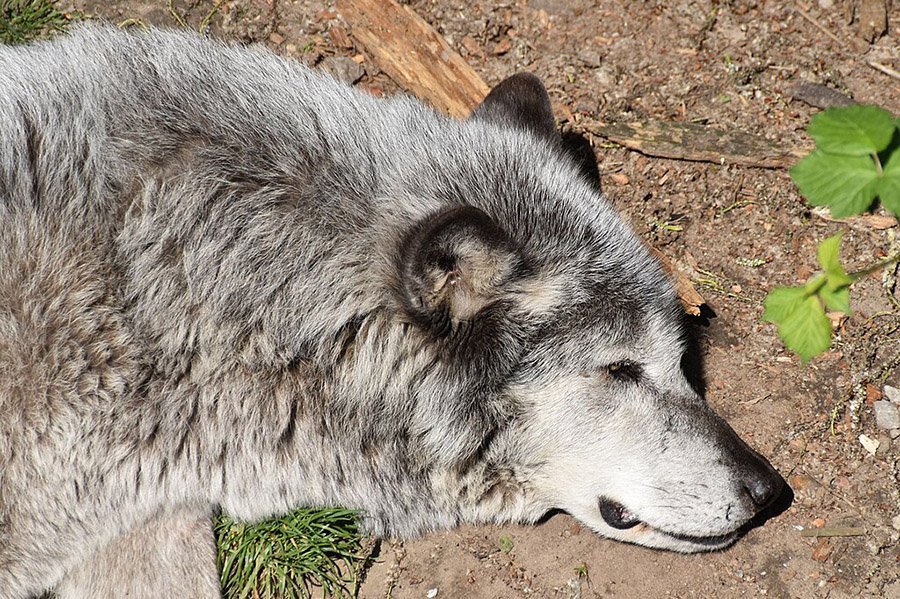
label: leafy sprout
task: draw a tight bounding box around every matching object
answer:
[766,104,899,362]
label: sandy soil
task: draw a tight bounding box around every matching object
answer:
[64,1,900,597]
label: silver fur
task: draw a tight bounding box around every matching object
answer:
[0,25,783,598]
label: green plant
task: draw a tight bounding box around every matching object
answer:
[0,0,74,44]
[216,508,364,599]
[764,105,900,361]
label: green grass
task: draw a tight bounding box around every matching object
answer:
[0,0,76,44]
[216,508,365,599]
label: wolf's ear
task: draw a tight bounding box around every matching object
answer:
[560,131,602,192]
[469,73,557,141]
[471,74,602,191]
[399,206,520,334]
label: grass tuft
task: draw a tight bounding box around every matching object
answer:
[0,0,77,45]
[215,508,365,599]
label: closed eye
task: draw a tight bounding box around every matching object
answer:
[605,361,642,383]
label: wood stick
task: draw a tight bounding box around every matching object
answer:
[336,0,489,117]
[800,527,867,538]
[582,119,805,169]
[793,6,844,46]
[866,60,900,82]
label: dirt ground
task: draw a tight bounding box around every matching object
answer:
[62,1,900,597]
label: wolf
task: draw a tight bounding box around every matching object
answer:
[0,24,785,597]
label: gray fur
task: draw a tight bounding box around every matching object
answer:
[0,25,783,598]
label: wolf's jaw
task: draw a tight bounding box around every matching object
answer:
[663,528,740,549]
[630,522,740,552]
[596,497,740,552]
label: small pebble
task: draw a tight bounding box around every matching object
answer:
[858,434,879,455]
[874,400,900,430]
[884,384,900,405]
[892,515,900,532]
[876,433,891,457]
[320,56,365,85]
[426,588,438,598]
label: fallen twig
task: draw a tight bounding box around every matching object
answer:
[866,61,900,82]
[793,6,843,46]
[582,119,805,169]
[800,527,866,538]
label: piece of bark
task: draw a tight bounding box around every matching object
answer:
[857,0,887,42]
[811,207,898,230]
[336,0,489,117]
[583,119,806,169]
[789,82,854,109]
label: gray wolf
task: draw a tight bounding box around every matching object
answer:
[0,24,784,598]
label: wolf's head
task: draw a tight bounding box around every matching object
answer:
[391,74,786,552]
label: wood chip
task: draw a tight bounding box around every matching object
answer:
[492,36,513,55]
[858,433,879,455]
[328,24,354,49]
[811,539,833,561]
[865,383,883,405]
[336,0,490,117]
[790,474,813,491]
[608,173,630,186]
[857,0,888,42]
[461,35,484,58]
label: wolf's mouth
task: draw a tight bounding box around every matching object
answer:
[597,497,739,548]
[597,497,640,529]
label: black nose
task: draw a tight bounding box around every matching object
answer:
[743,469,781,508]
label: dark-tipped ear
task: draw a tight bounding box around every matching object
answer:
[560,130,602,192]
[469,73,558,141]
[399,206,521,335]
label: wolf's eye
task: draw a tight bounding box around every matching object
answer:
[605,361,642,383]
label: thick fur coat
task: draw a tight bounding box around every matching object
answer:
[0,25,783,597]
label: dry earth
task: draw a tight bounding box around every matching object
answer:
[62,1,900,597]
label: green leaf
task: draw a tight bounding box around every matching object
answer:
[763,286,833,362]
[878,147,900,215]
[826,270,853,290]
[816,233,853,289]
[790,150,880,217]
[780,296,833,362]
[816,233,843,274]
[763,285,808,324]
[819,286,850,314]
[808,105,897,156]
